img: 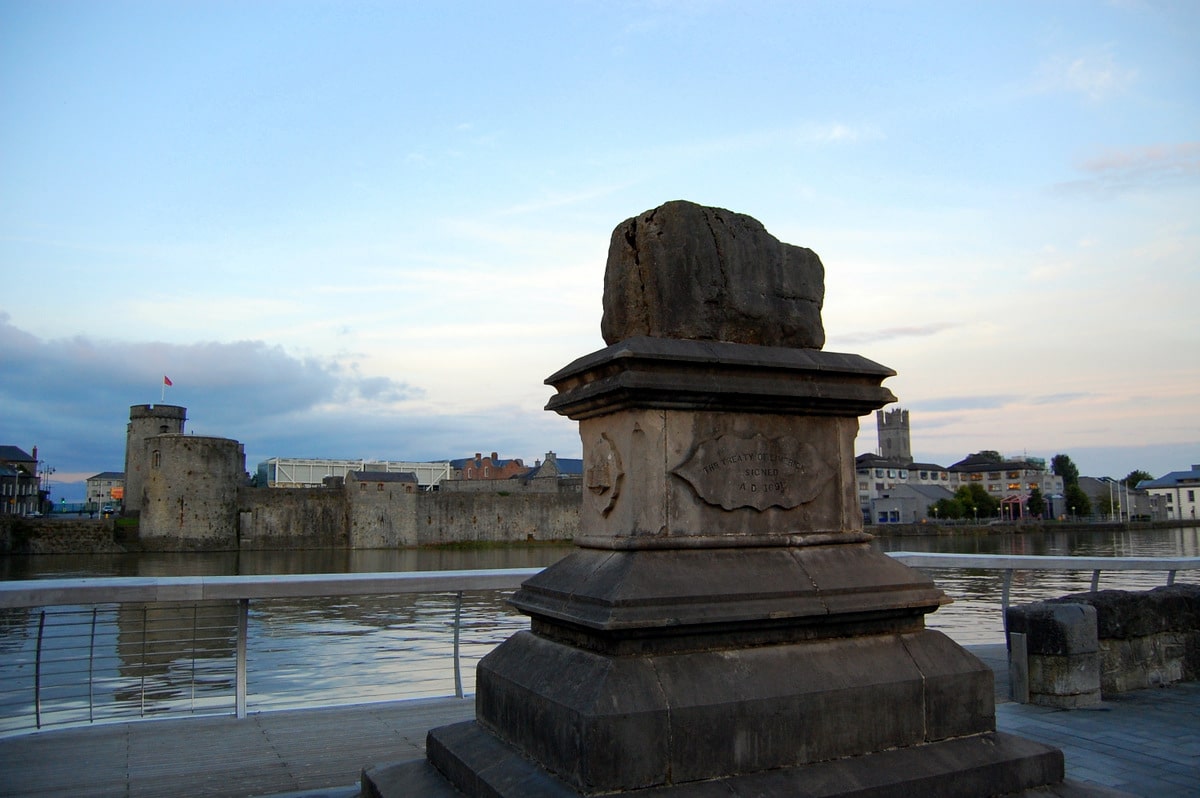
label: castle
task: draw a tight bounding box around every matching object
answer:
[124,404,580,550]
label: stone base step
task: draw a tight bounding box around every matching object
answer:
[363,721,1130,798]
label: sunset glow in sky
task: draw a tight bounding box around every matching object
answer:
[2,1,1197,499]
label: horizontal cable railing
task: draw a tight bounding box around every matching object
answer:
[887,552,1197,620]
[1,557,1196,737]
[0,569,539,736]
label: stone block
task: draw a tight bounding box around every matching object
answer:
[1006,602,1098,656]
[511,544,945,644]
[1007,602,1100,707]
[600,200,825,349]
[1027,653,1101,707]
[460,626,998,795]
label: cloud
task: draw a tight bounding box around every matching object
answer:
[1054,142,1200,195]
[910,395,1020,413]
[0,314,581,500]
[1028,392,1094,406]
[1034,46,1136,101]
[831,322,959,345]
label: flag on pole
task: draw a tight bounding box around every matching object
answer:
[162,375,173,402]
[164,376,173,387]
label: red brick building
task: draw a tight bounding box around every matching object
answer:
[451,452,530,481]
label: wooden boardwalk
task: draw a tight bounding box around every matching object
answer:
[1,645,1197,798]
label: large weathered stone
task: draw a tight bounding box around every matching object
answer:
[1007,602,1101,707]
[601,200,825,348]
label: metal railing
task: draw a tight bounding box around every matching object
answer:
[0,569,538,735]
[1,555,1197,736]
[887,552,1197,620]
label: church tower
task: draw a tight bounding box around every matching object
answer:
[876,407,912,464]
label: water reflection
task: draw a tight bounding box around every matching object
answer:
[0,543,577,581]
[1,531,1196,732]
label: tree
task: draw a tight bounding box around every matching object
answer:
[1122,470,1153,488]
[1026,487,1045,518]
[1052,454,1080,488]
[1064,484,1091,518]
[930,497,964,520]
[954,483,999,520]
[974,450,1004,463]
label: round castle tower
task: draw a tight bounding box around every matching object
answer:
[124,404,187,513]
[140,434,246,550]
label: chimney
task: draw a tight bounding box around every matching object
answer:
[491,452,499,461]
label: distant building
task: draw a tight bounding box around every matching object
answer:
[257,458,452,490]
[947,453,1063,520]
[346,470,419,494]
[855,408,1065,522]
[85,472,125,511]
[1138,465,1200,522]
[450,452,530,481]
[0,445,40,516]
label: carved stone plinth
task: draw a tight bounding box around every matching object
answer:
[363,203,1072,797]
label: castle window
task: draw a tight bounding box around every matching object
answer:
[360,483,367,490]
[377,483,384,491]
[152,450,161,468]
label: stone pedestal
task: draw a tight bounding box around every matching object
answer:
[365,336,1067,797]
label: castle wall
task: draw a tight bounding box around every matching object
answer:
[238,487,348,549]
[415,490,579,546]
[140,434,244,551]
[347,482,418,548]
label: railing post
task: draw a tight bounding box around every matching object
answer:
[1001,569,1013,646]
[88,607,97,723]
[139,606,147,717]
[1090,569,1101,593]
[236,598,248,719]
[34,610,45,730]
[1168,569,1177,586]
[453,591,464,699]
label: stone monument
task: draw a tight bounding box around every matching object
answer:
[365,200,1071,796]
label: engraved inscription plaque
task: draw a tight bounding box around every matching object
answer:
[673,433,831,511]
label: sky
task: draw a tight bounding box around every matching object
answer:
[1,0,1197,502]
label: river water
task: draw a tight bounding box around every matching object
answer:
[1,527,1197,735]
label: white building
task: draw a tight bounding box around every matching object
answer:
[257,457,452,490]
[85,471,125,511]
[1138,465,1200,522]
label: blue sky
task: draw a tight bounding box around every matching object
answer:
[1,0,1197,501]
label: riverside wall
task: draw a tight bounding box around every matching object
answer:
[5,512,1191,555]
[0,488,581,554]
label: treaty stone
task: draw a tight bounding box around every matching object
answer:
[600,199,826,348]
